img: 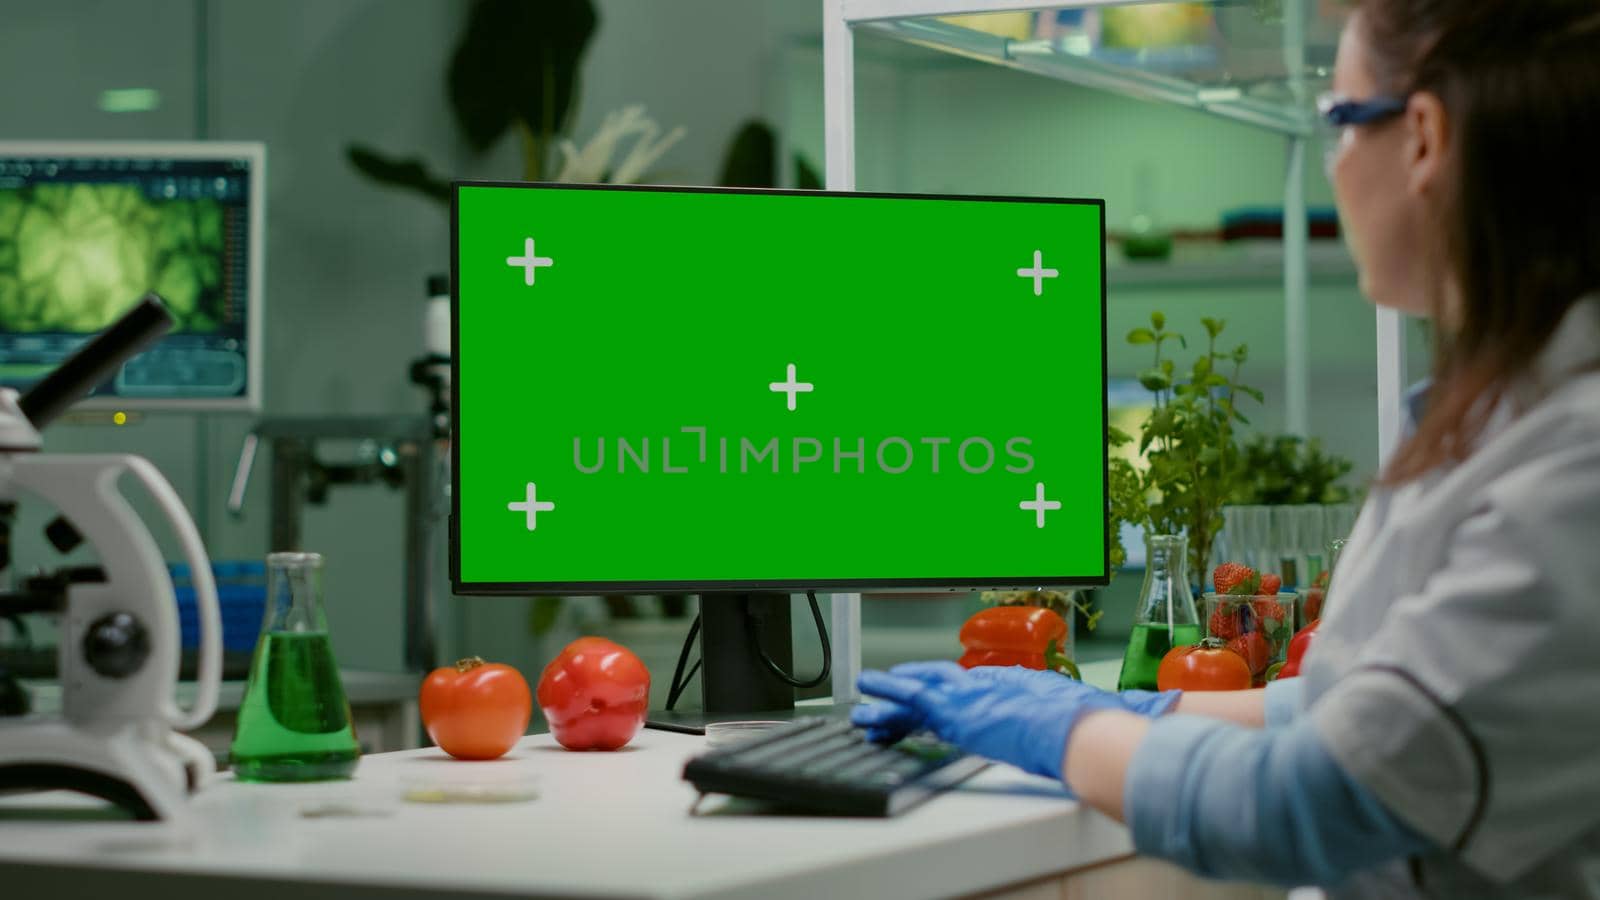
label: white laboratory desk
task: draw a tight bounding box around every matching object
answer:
[1,662,1281,900]
[0,726,1132,900]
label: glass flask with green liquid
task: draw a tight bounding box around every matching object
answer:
[229,552,361,782]
[1117,534,1201,691]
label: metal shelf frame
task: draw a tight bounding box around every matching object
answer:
[821,0,1408,704]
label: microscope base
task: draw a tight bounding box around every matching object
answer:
[0,719,204,821]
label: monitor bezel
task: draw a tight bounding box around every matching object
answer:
[0,140,265,412]
[450,180,1110,595]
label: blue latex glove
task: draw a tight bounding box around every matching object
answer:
[852,663,1075,743]
[852,662,1180,745]
[852,662,1125,780]
[1120,688,1183,717]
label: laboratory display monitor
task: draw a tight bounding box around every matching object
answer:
[451,182,1109,595]
[0,142,264,410]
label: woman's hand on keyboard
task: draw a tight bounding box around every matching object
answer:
[852,662,1179,747]
[852,662,1131,780]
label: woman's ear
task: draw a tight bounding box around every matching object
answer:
[1404,91,1451,196]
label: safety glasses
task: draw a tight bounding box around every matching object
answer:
[1316,92,1409,173]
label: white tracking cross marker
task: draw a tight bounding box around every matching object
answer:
[1017,250,1059,296]
[508,482,556,531]
[769,363,814,411]
[507,237,554,286]
[1019,482,1062,528]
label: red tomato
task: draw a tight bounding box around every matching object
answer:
[1156,639,1254,692]
[1278,620,1319,679]
[537,637,651,751]
[419,656,533,760]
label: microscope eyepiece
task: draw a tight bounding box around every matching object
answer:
[18,294,175,430]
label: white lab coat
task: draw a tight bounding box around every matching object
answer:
[1300,296,1600,898]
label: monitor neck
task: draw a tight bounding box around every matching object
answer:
[700,592,794,714]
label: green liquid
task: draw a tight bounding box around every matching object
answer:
[1116,622,1203,691]
[229,632,361,782]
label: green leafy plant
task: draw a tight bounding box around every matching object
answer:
[1232,434,1355,505]
[345,0,820,207]
[1121,312,1262,584]
[348,0,599,198]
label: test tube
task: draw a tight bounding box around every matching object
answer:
[1324,503,1358,548]
[1270,506,1301,589]
[1298,505,1327,587]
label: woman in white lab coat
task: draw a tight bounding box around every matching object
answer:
[854,1,1600,896]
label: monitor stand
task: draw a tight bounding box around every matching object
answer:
[646,592,839,735]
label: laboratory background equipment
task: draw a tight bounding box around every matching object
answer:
[1214,502,1358,589]
[226,415,442,674]
[0,142,265,411]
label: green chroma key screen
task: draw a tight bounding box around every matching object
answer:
[451,182,1108,593]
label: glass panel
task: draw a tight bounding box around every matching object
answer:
[859,1,1347,136]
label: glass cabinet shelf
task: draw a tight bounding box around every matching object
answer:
[822,0,1409,707]
[849,0,1343,136]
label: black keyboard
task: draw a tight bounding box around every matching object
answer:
[682,717,988,817]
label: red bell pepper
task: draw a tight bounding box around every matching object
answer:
[1277,619,1319,679]
[957,606,1073,676]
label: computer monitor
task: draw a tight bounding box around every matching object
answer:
[0,142,264,411]
[451,182,1108,716]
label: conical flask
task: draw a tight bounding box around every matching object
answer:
[230,552,361,782]
[1116,534,1201,691]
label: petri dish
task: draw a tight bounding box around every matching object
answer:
[400,774,539,805]
[705,720,787,749]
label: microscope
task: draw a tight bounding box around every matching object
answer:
[0,295,221,821]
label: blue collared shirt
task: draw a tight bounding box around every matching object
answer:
[1124,679,1432,888]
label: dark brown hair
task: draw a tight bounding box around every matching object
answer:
[1354,0,1600,483]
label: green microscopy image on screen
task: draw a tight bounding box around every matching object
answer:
[0,182,226,333]
[454,184,1108,590]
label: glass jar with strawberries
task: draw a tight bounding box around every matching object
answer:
[1203,562,1297,686]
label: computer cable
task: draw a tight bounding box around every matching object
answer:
[664,613,702,712]
[747,591,831,690]
[664,592,834,709]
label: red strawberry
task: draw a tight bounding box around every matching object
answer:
[1227,632,1271,675]
[1251,599,1289,644]
[1212,563,1255,595]
[1251,598,1287,625]
[1208,606,1241,641]
[1259,573,1282,595]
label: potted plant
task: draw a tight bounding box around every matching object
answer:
[345,0,820,207]
[982,312,1257,671]
[1120,311,1261,588]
